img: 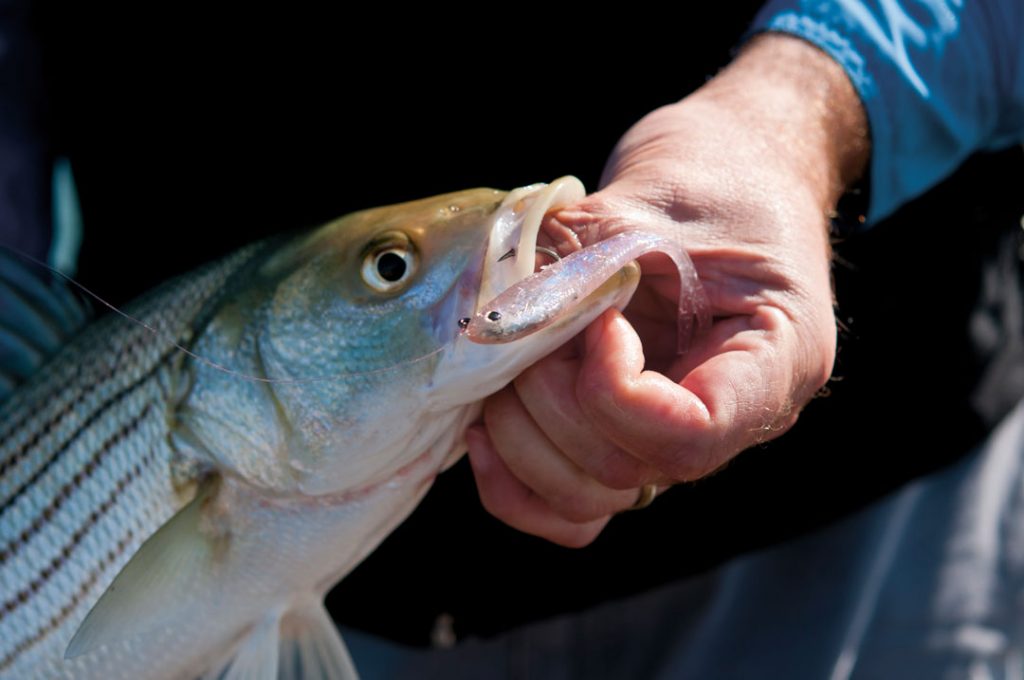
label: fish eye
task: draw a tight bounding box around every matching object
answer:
[361,236,417,293]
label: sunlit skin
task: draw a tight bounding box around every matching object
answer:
[468,34,871,547]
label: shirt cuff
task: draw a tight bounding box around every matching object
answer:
[750,2,1017,226]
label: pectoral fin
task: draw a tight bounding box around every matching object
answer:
[65,478,223,659]
[277,600,358,680]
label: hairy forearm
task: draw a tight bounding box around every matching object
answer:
[699,33,870,212]
[601,34,869,236]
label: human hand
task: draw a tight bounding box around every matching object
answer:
[467,35,869,547]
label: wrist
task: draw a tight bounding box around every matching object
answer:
[697,33,870,211]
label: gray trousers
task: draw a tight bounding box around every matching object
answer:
[344,399,1024,679]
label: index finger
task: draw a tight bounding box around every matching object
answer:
[577,307,812,481]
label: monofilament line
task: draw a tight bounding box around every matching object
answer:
[1,246,452,385]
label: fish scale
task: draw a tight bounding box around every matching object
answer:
[0,245,266,677]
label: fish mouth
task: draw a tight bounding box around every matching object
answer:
[475,176,586,315]
[429,177,639,408]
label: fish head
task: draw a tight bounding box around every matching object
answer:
[186,178,638,496]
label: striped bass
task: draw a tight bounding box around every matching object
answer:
[0,177,646,679]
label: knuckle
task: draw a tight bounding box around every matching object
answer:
[663,441,725,482]
[545,492,603,524]
[756,409,801,445]
[576,380,630,427]
[575,368,607,406]
[475,484,506,518]
[577,346,630,400]
[474,478,520,521]
[589,453,650,490]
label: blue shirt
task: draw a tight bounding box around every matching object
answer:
[753,1,1024,225]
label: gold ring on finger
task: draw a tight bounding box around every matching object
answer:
[628,484,658,511]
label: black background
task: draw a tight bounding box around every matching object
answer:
[25,3,1024,645]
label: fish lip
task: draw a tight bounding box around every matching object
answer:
[475,176,586,316]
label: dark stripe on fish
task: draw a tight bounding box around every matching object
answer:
[0,243,270,673]
[0,384,77,476]
[0,529,135,673]
[0,330,147,478]
[0,361,81,443]
[0,346,174,515]
[0,402,155,567]
[0,404,156,620]
[0,241,268,464]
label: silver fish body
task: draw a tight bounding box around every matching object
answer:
[0,177,641,679]
[0,246,266,677]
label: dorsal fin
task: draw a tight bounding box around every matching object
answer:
[0,247,89,400]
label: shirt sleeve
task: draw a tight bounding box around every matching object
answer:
[751,0,1024,225]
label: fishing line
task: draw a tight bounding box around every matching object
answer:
[0,246,456,385]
